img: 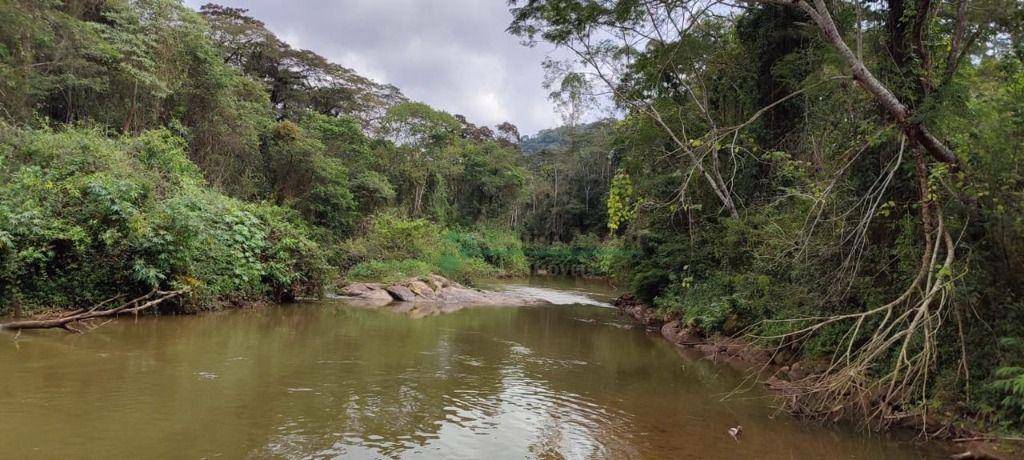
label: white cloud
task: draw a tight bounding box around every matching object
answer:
[182,0,564,134]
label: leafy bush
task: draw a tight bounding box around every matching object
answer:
[341,211,444,263]
[525,234,627,277]
[0,126,330,313]
[445,227,528,276]
[346,259,435,283]
[341,211,525,284]
[993,366,1024,426]
[991,338,1024,427]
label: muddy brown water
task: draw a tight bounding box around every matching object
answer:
[0,277,951,459]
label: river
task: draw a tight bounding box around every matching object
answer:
[0,276,950,459]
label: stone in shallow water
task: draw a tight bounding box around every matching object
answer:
[340,287,394,307]
[660,320,702,345]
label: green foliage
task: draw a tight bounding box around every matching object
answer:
[993,367,1024,426]
[0,126,329,312]
[342,212,526,284]
[0,0,544,315]
[376,102,529,225]
[445,227,529,276]
[199,3,407,127]
[520,121,616,242]
[264,120,359,234]
[525,235,627,277]
[606,172,637,232]
[991,338,1024,427]
[345,259,435,284]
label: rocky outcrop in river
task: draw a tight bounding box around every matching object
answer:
[336,275,542,315]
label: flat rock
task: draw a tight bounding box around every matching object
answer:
[385,285,417,302]
[358,288,393,301]
[407,280,436,299]
[341,282,383,297]
[338,287,393,307]
[336,274,545,314]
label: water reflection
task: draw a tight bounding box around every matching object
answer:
[0,280,947,459]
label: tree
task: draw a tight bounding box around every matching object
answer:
[380,102,463,217]
[199,3,406,128]
[520,121,616,242]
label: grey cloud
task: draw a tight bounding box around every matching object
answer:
[183,0,563,135]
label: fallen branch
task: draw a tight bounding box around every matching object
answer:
[1,290,186,333]
[953,436,1024,443]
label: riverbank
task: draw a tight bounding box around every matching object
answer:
[613,294,1022,459]
[1,271,540,333]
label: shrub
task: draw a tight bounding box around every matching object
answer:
[341,212,526,284]
[524,234,627,277]
[446,227,528,276]
[991,338,1024,428]
[347,259,434,283]
[0,126,331,313]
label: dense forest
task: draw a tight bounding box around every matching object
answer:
[1,0,1023,437]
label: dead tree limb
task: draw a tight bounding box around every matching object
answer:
[1,290,186,333]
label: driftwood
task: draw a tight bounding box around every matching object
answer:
[1,290,186,333]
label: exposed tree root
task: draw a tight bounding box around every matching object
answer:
[1,290,186,333]
[756,145,963,431]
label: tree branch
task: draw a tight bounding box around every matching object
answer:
[761,0,960,165]
[1,290,187,332]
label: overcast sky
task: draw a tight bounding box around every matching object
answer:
[182,0,565,135]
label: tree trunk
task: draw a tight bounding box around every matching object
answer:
[413,183,425,215]
[1,290,185,333]
[786,0,959,166]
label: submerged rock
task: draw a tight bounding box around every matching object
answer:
[614,294,666,329]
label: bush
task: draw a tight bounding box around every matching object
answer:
[0,126,331,313]
[341,212,526,284]
[445,227,528,276]
[347,259,435,283]
[524,234,627,277]
[990,338,1024,428]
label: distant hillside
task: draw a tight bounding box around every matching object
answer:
[521,120,616,155]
